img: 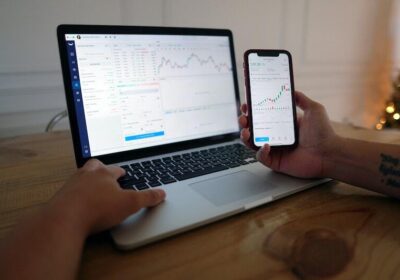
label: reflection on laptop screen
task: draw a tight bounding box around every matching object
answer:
[65,34,239,158]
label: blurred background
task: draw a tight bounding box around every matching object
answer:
[1,0,399,138]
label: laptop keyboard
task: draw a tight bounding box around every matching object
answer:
[118,143,257,191]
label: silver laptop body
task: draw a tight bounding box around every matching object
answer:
[112,142,329,250]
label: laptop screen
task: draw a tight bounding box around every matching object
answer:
[64,33,239,158]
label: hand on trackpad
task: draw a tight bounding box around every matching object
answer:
[190,171,275,207]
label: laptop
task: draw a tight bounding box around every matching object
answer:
[57,25,329,250]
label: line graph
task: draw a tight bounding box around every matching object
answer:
[157,53,231,75]
[254,105,291,111]
[255,84,290,107]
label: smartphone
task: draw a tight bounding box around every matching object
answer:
[243,49,298,148]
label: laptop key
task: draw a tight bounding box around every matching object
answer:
[130,162,140,167]
[161,178,177,184]
[160,175,173,180]
[135,183,149,190]
[148,181,162,187]
[127,178,147,185]
[120,183,132,189]
[121,165,132,171]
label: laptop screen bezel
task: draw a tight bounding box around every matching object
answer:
[57,24,241,167]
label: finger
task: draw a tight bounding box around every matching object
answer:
[129,188,166,209]
[256,144,275,168]
[238,114,248,128]
[241,103,248,114]
[297,114,303,126]
[82,158,103,171]
[240,128,250,143]
[107,165,126,180]
[240,128,256,150]
[295,91,314,111]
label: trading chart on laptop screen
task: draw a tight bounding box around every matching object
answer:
[65,34,239,157]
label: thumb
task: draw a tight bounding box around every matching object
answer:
[128,188,166,211]
[295,91,314,111]
[256,144,283,172]
[256,144,272,167]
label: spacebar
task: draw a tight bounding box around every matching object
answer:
[174,165,229,181]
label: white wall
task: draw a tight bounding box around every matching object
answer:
[0,0,397,138]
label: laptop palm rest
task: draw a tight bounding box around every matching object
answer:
[190,171,271,207]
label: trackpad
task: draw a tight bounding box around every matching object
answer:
[190,171,273,207]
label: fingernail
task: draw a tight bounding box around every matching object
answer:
[155,189,166,200]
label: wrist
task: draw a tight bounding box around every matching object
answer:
[321,134,346,178]
[45,195,91,240]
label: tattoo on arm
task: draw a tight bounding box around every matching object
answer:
[379,153,400,187]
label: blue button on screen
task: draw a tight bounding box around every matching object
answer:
[255,137,269,142]
[125,131,165,141]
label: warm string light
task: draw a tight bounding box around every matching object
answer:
[375,115,386,130]
[376,102,399,130]
[386,104,395,114]
[375,73,400,130]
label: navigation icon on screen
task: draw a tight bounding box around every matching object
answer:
[72,81,80,90]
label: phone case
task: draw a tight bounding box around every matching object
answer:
[243,49,298,149]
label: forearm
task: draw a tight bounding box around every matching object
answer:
[323,136,400,199]
[0,200,87,280]
[0,159,165,279]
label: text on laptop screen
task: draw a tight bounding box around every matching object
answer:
[65,34,239,157]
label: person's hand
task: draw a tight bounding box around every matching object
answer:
[239,91,340,178]
[49,159,166,235]
[0,159,166,280]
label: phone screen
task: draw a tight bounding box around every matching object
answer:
[248,52,296,147]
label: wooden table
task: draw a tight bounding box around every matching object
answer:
[1,123,400,279]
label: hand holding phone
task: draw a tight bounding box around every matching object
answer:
[243,49,298,148]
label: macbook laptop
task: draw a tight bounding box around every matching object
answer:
[57,25,329,250]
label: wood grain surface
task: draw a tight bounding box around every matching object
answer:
[1,123,400,279]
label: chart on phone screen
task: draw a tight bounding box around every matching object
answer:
[248,53,295,145]
[71,34,238,156]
